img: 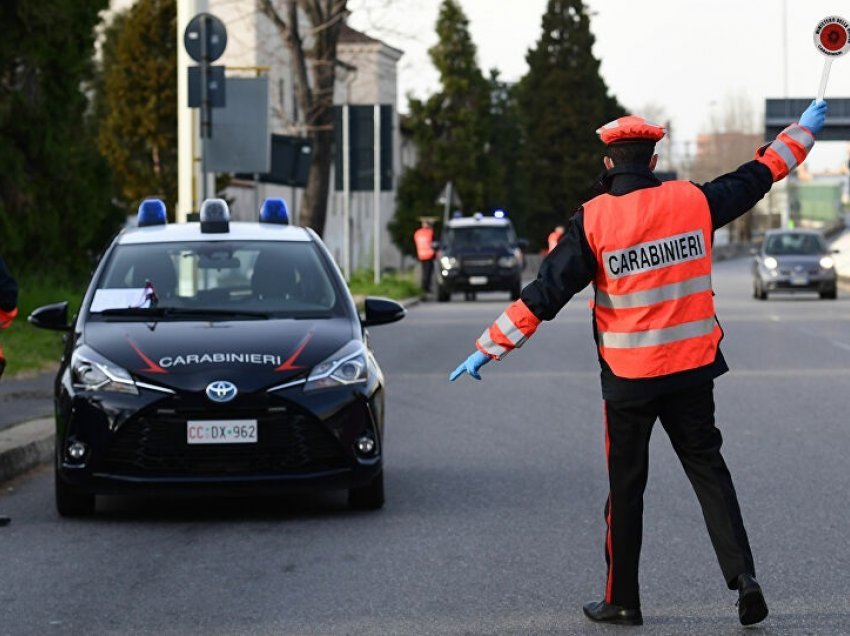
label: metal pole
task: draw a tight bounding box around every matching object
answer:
[177,0,193,222]
[373,105,381,285]
[342,103,351,281]
[443,180,452,225]
[199,14,209,202]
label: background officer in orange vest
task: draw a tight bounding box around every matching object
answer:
[413,219,436,293]
[0,254,18,526]
[547,225,566,253]
[0,254,18,381]
[451,100,828,627]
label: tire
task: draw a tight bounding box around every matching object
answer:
[820,288,837,300]
[437,284,450,302]
[348,470,384,510]
[55,471,95,517]
[510,280,522,300]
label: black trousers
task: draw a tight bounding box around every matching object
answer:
[420,258,434,292]
[602,380,755,609]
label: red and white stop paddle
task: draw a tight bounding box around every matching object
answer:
[814,16,850,100]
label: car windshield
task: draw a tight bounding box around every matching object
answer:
[89,240,343,319]
[445,226,515,249]
[764,233,826,256]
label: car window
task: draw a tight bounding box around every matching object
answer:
[445,226,515,248]
[92,240,344,318]
[764,233,825,256]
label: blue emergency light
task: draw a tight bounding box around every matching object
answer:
[137,199,167,227]
[494,209,506,218]
[259,197,290,225]
[473,212,483,220]
[452,211,463,219]
[199,198,230,234]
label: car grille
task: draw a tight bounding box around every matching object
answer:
[462,257,496,275]
[103,412,348,476]
[778,267,819,275]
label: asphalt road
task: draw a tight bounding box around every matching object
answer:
[1,256,849,635]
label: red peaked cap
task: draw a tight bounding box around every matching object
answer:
[596,115,666,145]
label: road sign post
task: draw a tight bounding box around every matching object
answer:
[184,12,227,202]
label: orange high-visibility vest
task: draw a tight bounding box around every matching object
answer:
[582,181,722,379]
[414,227,435,261]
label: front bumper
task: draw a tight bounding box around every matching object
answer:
[438,269,520,292]
[55,379,383,495]
[759,269,837,292]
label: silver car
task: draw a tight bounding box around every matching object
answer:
[752,229,838,300]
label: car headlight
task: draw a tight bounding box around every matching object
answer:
[304,340,367,392]
[439,256,458,270]
[763,256,778,270]
[819,256,835,270]
[497,255,518,268]
[71,345,139,395]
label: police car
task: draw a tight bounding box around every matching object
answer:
[28,198,404,516]
[434,211,526,302]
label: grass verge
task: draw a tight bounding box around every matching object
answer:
[347,270,421,301]
[2,274,86,377]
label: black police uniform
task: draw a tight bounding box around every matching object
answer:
[0,256,19,379]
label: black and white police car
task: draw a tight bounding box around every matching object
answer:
[29,198,405,515]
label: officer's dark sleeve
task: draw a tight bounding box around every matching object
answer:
[0,256,18,312]
[697,160,774,231]
[521,209,597,321]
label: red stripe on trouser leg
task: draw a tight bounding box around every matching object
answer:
[604,402,614,604]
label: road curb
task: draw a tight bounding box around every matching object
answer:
[0,418,53,484]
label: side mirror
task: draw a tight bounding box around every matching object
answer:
[362,297,405,327]
[431,240,440,251]
[517,238,530,251]
[28,301,72,332]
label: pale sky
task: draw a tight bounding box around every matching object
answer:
[348,0,850,173]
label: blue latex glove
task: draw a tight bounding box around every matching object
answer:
[799,99,827,135]
[449,350,491,381]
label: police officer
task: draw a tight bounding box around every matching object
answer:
[451,100,828,627]
[0,254,18,380]
[547,225,566,253]
[414,219,436,293]
[0,254,18,526]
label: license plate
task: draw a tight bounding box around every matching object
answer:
[469,276,488,285]
[187,420,258,444]
[790,274,808,286]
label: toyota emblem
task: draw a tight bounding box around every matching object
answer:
[206,380,238,403]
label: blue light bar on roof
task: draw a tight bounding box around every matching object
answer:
[137,199,167,227]
[494,209,506,218]
[473,212,483,220]
[259,197,289,225]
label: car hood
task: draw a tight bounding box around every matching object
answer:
[82,317,357,392]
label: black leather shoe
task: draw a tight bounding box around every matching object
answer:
[583,600,643,626]
[736,574,768,626]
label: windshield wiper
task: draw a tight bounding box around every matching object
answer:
[97,307,269,319]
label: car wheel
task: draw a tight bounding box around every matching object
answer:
[510,280,522,301]
[437,284,451,302]
[819,288,837,300]
[55,471,95,517]
[348,470,384,510]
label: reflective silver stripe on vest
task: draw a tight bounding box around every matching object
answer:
[495,313,528,348]
[596,274,712,309]
[598,317,717,349]
[769,138,798,171]
[784,124,814,151]
[477,329,508,359]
